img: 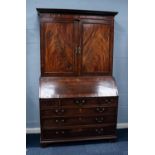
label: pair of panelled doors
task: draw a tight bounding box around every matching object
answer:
[40,16,114,76]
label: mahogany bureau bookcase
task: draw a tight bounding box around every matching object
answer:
[37,8,118,145]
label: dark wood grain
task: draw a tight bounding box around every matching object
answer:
[39,9,116,76]
[41,21,77,76]
[80,20,113,75]
[38,9,118,145]
[40,97,117,108]
[41,115,116,127]
[39,76,118,144]
[39,76,118,98]
[41,124,116,140]
[41,106,117,118]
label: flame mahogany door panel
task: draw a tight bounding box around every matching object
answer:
[41,20,78,76]
[79,19,114,75]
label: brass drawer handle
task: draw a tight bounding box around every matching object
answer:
[75,100,80,104]
[105,99,111,103]
[95,117,104,123]
[75,99,85,106]
[81,100,85,104]
[61,119,65,123]
[96,107,105,113]
[95,128,104,134]
[55,119,65,123]
[55,109,65,113]
[55,109,59,113]
[55,131,65,135]
[55,119,59,123]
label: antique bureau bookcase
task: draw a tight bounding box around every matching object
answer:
[37,8,118,145]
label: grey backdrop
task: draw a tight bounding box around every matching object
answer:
[26,0,128,128]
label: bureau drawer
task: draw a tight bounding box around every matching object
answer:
[41,106,117,117]
[40,97,117,109]
[41,124,116,140]
[61,97,117,107]
[42,115,116,128]
[60,98,97,107]
[40,99,60,109]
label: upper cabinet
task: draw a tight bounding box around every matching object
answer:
[37,9,117,76]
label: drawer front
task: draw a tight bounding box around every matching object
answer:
[42,115,116,128]
[41,106,117,117]
[60,98,97,107]
[41,124,116,140]
[40,99,60,110]
[40,97,117,109]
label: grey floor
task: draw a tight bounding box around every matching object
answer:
[26,129,128,155]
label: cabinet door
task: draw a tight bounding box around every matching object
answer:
[41,20,78,76]
[79,19,114,75]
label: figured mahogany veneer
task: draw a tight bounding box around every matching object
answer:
[39,76,118,144]
[81,20,113,75]
[42,124,116,140]
[39,76,118,98]
[37,9,118,145]
[38,9,117,76]
[44,22,76,74]
[42,115,116,127]
[41,106,117,117]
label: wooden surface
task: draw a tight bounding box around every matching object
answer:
[39,76,118,98]
[39,9,116,76]
[40,97,118,144]
[38,9,118,144]
[80,19,113,75]
[37,8,118,16]
[43,21,76,75]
